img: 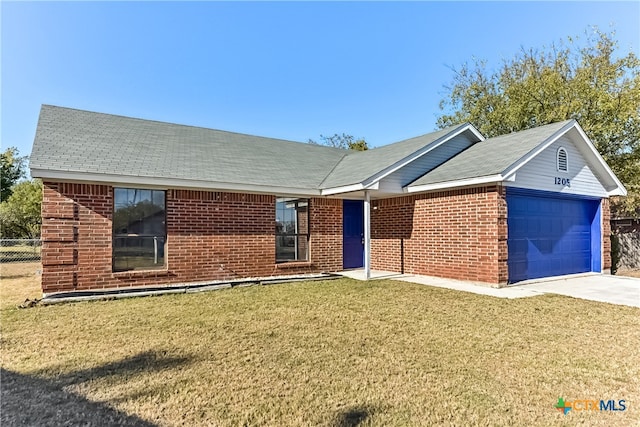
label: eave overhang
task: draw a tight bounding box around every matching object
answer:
[320,123,484,196]
[405,121,627,197]
[30,169,323,197]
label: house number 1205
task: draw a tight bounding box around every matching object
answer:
[555,177,571,186]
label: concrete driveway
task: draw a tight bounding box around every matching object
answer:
[511,274,640,307]
[340,269,640,307]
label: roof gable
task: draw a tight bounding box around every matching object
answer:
[320,123,483,191]
[408,121,572,188]
[407,120,626,196]
[503,131,609,197]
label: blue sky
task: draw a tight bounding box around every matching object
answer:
[2,1,639,163]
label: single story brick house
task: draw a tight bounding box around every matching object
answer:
[30,105,626,295]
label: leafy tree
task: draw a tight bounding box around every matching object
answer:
[0,179,43,238]
[309,133,369,151]
[437,28,640,216]
[1,147,27,201]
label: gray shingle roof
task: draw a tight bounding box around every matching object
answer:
[30,105,581,195]
[408,120,574,187]
[30,105,473,192]
[30,105,348,191]
[318,124,469,189]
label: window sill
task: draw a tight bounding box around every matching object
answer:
[112,269,171,278]
[275,261,313,269]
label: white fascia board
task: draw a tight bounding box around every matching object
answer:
[463,123,486,142]
[320,183,364,196]
[571,123,627,196]
[607,187,627,196]
[500,121,627,196]
[362,123,485,188]
[30,169,322,197]
[319,178,379,196]
[405,174,504,193]
[364,181,379,190]
[501,120,577,179]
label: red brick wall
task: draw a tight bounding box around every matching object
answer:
[166,189,275,282]
[42,183,111,294]
[497,188,508,282]
[296,203,309,260]
[309,198,342,272]
[369,195,414,274]
[41,182,343,294]
[602,198,611,270]
[371,186,508,284]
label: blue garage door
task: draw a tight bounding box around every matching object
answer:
[507,189,601,283]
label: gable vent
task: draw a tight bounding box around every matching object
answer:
[557,147,568,172]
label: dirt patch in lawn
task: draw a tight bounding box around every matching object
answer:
[617,269,640,278]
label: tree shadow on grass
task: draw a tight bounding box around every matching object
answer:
[1,351,192,426]
[333,404,375,427]
[54,350,191,387]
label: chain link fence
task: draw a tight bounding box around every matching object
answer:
[0,239,42,263]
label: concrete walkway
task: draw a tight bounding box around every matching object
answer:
[338,269,640,307]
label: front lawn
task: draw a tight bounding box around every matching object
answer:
[1,262,639,426]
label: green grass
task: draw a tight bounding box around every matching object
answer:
[1,262,639,426]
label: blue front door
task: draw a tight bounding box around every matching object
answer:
[343,200,364,269]
[507,189,601,283]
